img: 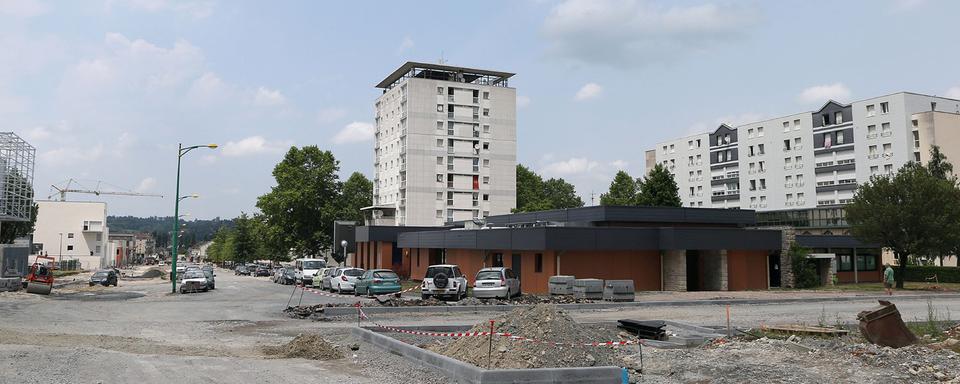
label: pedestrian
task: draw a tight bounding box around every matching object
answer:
[883,263,895,296]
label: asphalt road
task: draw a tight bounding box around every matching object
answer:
[1,269,959,384]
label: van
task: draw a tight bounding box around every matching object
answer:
[294,258,327,286]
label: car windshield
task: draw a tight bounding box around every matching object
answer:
[343,269,364,277]
[184,271,204,279]
[426,267,454,278]
[476,271,502,280]
[284,269,295,276]
[203,270,213,277]
[92,272,108,277]
[247,265,257,271]
[302,261,324,269]
[373,271,398,279]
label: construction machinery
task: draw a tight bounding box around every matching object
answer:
[24,254,55,295]
[48,179,163,201]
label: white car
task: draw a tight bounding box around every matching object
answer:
[331,268,365,294]
[179,270,209,294]
[421,264,468,301]
[294,258,326,286]
[472,267,521,299]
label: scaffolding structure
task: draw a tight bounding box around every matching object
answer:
[0,133,36,222]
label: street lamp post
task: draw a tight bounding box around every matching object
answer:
[58,233,63,268]
[340,240,348,267]
[171,143,217,293]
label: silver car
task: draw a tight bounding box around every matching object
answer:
[472,267,520,299]
[322,267,344,292]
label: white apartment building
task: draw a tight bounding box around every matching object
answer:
[647,92,960,211]
[32,201,110,270]
[367,62,517,226]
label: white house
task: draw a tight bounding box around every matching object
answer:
[32,201,110,270]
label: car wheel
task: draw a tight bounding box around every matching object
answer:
[394,293,401,298]
[179,288,185,294]
[421,294,431,300]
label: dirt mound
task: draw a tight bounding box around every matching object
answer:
[263,333,344,360]
[428,304,621,369]
[140,268,163,278]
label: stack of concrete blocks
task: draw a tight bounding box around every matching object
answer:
[548,275,576,295]
[0,245,29,292]
[602,280,635,302]
[572,278,604,299]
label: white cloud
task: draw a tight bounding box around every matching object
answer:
[332,122,375,145]
[134,177,157,192]
[39,144,105,166]
[24,126,52,141]
[253,86,286,106]
[316,107,347,124]
[221,136,291,157]
[945,86,960,100]
[542,157,600,175]
[0,0,50,18]
[186,71,231,105]
[609,160,628,170]
[798,83,851,104]
[516,95,531,108]
[397,36,415,54]
[575,82,602,101]
[542,0,760,67]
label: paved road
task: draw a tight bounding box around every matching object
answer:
[1,269,958,384]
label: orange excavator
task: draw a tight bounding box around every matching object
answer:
[24,255,55,295]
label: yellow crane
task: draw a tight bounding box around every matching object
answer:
[48,179,164,201]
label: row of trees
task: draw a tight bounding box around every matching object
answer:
[847,146,960,288]
[514,165,584,212]
[599,164,681,207]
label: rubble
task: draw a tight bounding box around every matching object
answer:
[262,333,345,360]
[427,304,621,369]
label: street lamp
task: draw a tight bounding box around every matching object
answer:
[340,240,348,267]
[58,233,63,268]
[171,143,217,293]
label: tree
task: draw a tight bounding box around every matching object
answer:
[788,242,818,289]
[600,170,639,206]
[924,146,960,266]
[339,172,373,223]
[513,164,583,212]
[0,202,37,244]
[231,213,257,263]
[256,146,342,257]
[0,170,37,244]
[637,164,681,207]
[927,145,955,182]
[846,163,960,288]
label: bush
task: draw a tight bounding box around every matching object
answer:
[901,266,960,283]
[789,243,819,288]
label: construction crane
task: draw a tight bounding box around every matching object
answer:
[48,179,164,201]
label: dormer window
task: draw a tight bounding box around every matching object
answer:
[834,111,843,124]
[821,113,830,126]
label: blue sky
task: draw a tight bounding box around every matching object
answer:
[2,0,959,219]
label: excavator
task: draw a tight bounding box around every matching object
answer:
[24,255,55,295]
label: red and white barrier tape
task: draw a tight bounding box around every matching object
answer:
[296,284,371,300]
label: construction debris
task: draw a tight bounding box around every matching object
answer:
[857,300,918,348]
[262,333,344,360]
[617,320,666,341]
[761,324,850,336]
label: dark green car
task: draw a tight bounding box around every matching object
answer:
[354,269,402,297]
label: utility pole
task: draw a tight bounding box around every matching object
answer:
[58,233,63,268]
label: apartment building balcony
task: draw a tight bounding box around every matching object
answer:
[814,144,855,156]
[814,158,856,173]
[83,221,104,232]
[815,178,858,193]
[710,172,740,185]
[710,189,740,202]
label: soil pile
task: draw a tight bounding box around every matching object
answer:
[140,268,163,278]
[263,333,344,360]
[429,304,621,369]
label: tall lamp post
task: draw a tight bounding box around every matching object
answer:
[340,240,348,267]
[58,233,63,268]
[171,143,217,293]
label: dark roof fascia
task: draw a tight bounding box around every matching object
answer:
[355,226,443,242]
[484,206,756,227]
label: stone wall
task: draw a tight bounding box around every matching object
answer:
[662,250,687,291]
[700,250,729,291]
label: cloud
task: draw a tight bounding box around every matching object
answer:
[797,83,851,104]
[221,136,291,157]
[135,177,157,192]
[397,36,414,54]
[575,82,602,101]
[516,95,531,108]
[542,0,760,67]
[609,160,628,170]
[0,0,50,18]
[40,144,105,166]
[685,112,764,135]
[542,157,600,175]
[316,107,347,124]
[24,126,52,141]
[253,86,286,106]
[332,121,375,145]
[105,0,214,19]
[945,86,960,100]
[889,0,927,12]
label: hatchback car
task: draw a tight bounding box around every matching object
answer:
[276,268,296,285]
[202,269,216,290]
[330,268,365,293]
[321,267,344,291]
[89,269,118,287]
[235,265,250,276]
[354,269,402,297]
[472,267,520,299]
[421,264,467,301]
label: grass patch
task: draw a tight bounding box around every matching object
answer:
[905,298,954,342]
[52,270,82,277]
[808,282,960,292]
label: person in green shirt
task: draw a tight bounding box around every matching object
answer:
[883,263,895,295]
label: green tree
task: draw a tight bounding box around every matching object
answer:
[924,146,960,266]
[846,163,960,288]
[1,202,37,244]
[339,172,373,223]
[257,146,342,257]
[926,145,955,182]
[600,170,639,206]
[513,164,583,212]
[788,243,818,289]
[231,213,258,263]
[1,170,37,244]
[637,164,681,207]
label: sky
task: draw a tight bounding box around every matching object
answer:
[3,0,960,219]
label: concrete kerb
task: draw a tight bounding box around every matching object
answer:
[325,293,960,317]
[351,326,622,384]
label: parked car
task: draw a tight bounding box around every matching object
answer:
[254,266,272,277]
[158,261,166,266]
[354,269,402,297]
[273,267,295,285]
[235,265,251,276]
[311,267,331,287]
[89,269,118,287]
[472,267,520,299]
[202,269,216,290]
[421,264,467,300]
[330,268,365,293]
[294,258,327,286]
[322,267,344,291]
[179,270,209,293]
[246,264,258,275]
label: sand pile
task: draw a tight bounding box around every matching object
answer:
[263,333,344,360]
[428,304,621,369]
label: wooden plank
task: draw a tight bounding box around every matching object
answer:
[761,324,850,336]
